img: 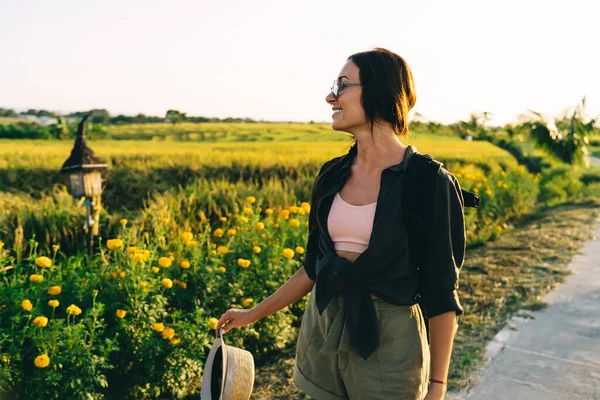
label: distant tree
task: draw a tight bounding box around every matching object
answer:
[165,110,187,124]
[519,97,597,166]
[89,109,110,124]
[0,108,17,117]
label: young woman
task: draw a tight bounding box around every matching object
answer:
[215,47,464,400]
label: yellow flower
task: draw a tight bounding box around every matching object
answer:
[153,322,165,332]
[127,246,138,254]
[131,251,148,264]
[185,240,197,248]
[237,258,251,268]
[47,286,62,296]
[180,260,191,269]
[218,266,227,273]
[496,226,503,232]
[219,216,228,222]
[217,245,229,255]
[116,309,127,319]
[106,238,124,250]
[120,218,128,226]
[255,222,265,231]
[227,229,237,237]
[158,257,172,268]
[22,299,33,311]
[246,196,256,204]
[503,183,509,189]
[289,218,300,227]
[208,317,219,330]
[295,246,305,254]
[170,336,181,345]
[140,281,148,288]
[264,208,273,215]
[289,206,300,214]
[52,244,60,251]
[66,304,82,316]
[485,188,493,196]
[279,209,290,220]
[162,327,175,340]
[239,216,249,223]
[162,217,170,223]
[35,256,52,268]
[243,207,253,215]
[0,240,4,249]
[282,248,295,259]
[34,354,50,368]
[48,299,59,308]
[119,271,126,279]
[162,278,173,289]
[274,223,279,228]
[253,246,261,254]
[211,250,217,255]
[181,232,194,242]
[214,228,224,238]
[33,316,48,327]
[242,298,253,307]
[152,266,160,273]
[29,274,44,283]
[178,281,187,289]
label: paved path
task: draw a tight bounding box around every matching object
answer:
[448,217,600,400]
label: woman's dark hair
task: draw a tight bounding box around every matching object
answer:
[311,48,417,200]
[348,47,417,138]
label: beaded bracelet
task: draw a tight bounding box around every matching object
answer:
[429,378,447,385]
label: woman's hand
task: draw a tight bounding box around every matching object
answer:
[215,308,257,338]
[424,381,446,400]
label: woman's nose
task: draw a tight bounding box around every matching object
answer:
[325,91,335,104]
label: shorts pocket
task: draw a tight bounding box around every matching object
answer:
[370,302,423,367]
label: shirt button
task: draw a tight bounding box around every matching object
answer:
[333,271,338,276]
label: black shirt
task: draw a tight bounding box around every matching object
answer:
[302,142,465,361]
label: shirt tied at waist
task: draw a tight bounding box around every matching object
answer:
[314,251,381,361]
[317,291,352,357]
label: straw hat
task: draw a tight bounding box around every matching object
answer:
[201,326,255,400]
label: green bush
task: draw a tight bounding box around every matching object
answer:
[538,166,584,206]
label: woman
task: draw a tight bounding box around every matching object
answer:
[215,47,463,400]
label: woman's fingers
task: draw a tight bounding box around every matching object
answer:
[216,310,232,337]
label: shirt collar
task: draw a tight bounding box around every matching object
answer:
[338,142,417,180]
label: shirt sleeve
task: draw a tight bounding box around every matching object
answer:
[419,167,466,319]
[302,161,332,281]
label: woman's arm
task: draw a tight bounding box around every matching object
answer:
[427,311,458,396]
[250,266,315,322]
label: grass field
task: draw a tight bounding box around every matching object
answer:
[0,135,516,169]
[2,127,598,398]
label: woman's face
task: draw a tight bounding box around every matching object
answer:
[326,60,367,133]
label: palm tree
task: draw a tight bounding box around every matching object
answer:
[519,97,597,166]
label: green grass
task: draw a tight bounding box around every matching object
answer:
[0,117,20,125]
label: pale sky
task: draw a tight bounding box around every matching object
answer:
[1,0,598,126]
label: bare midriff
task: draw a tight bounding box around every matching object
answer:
[335,249,378,299]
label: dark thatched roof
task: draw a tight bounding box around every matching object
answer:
[60,114,108,173]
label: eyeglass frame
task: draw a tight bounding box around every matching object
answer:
[330,78,361,100]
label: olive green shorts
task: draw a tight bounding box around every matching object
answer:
[293,286,430,400]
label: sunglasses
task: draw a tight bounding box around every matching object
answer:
[330,78,361,100]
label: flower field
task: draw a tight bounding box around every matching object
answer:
[1,132,596,398]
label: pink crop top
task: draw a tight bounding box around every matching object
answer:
[327,192,377,253]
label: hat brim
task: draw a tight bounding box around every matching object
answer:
[201,336,227,399]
